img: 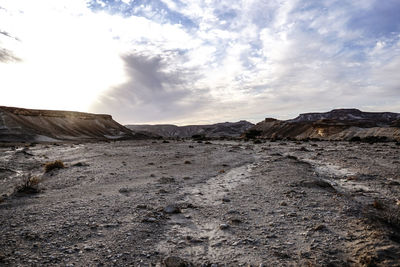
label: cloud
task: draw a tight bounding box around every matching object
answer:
[0,29,21,62]
[90,52,210,124]
[1,0,400,124]
[0,48,20,62]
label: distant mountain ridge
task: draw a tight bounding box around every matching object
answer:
[0,106,148,142]
[289,108,400,125]
[126,120,254,138]
[245,109,400,141]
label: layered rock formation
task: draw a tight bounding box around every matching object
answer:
[126,120,254,138]
[245,109,400,141]
[0,106,146,142]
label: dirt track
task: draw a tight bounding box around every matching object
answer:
[1,140,400,266]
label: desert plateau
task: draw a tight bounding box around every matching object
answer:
[2,1,400,266]
[1,137,400,266]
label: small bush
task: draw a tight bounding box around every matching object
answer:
[44,160,65,173]
[15,176,41,194]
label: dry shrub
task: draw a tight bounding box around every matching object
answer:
[15,176,41,194]
[44,160,65,173]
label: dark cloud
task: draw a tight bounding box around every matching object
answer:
[90,52,209,123]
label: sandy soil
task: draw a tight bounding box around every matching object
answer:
[0,140,399,266]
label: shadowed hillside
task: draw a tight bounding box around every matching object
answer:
[0,106,148,142]
[244,109,400,141]
[126,120,254,138]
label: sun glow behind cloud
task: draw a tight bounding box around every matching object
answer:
[0,0,126,111]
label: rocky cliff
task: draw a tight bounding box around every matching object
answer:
[126,120,254,138]
[245,109,400,141]
[0,106,147,142]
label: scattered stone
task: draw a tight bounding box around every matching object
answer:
[230,218,242,224]
[280,201,287,206]
[313,224,326,231]
[299,179,336,192]
[184,160,191,164]
[163,256,190,267]
[142,217,157,223]
[72,162,88,167]
[219,224,229,230]
[388,180,400,186]
[158,177,176,184]
[118,188,132,194]
[83,245,94,251]
[222,197,231,203]
[163,205,181,214]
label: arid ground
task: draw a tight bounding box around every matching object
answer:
[1,140,399,266]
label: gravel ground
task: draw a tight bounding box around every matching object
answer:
[0,140,399,266]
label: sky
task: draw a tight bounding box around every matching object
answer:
[0,0,399,125]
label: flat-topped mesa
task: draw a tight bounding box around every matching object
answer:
[244,108,400,141]
[0,106,112,120]
[289,108,400,124]
[0,106,151,142]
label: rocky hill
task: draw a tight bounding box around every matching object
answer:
[0,106,148,142]
[126,121,254,138]
[245,109,400,141]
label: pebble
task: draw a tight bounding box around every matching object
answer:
[163,256,189,267]
[219,223,229,230]
[143,217,157,223]
[164,204,181,214]
[83,245,94,251]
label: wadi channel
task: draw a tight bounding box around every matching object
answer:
[0,139,399,266]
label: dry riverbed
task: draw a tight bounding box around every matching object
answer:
[0,140,400,266]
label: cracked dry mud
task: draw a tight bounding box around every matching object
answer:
[1,140,400,266]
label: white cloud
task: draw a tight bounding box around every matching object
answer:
[0,0,399,124]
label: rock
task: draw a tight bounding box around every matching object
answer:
[158,177,176,184]
[136,204,147,209]
[118,188,132,194]
[163,205,181,214]
[300,179,336,192]
[83,245,94,251]
[222,198,231,203]
[163,256,190,267]
[142,217,157,223]
[72,162,88,167]
[313,224,326,231]
[230,218,242,224]
[219,224,229,230]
